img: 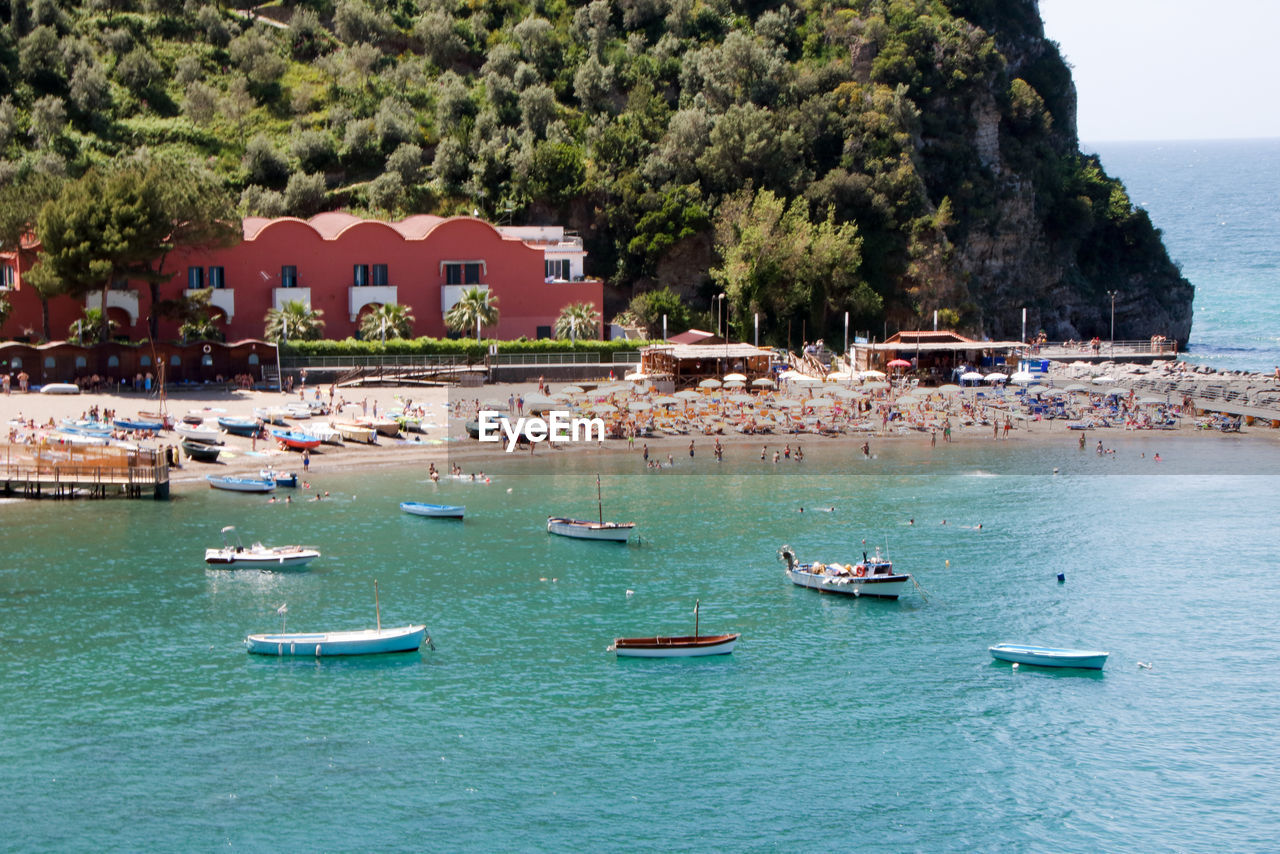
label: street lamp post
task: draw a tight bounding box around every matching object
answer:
[1106,290,1117,358]
[713,293,726,338]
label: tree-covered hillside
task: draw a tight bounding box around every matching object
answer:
[0,0,1193,346]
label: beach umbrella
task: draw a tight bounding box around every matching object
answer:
[674,390,702,400]
[860,369,886,379]
[561,385,585,394]
[723,372,748,382]
[550,392,574,402]
[1092,375,1115,384]
[863,380,890,390]
[961,371,984,382]
[623,371,649,381]
[588,403,618,414]
[830,387,862,399]
[826,370,855,381]
[698,378,722,389]
[936,384,962,394]
[1103,387,1127,397]
[804,398,835,408]
[772,398,805,408]
[723,380,746,389]
[887,359,911,368]
[984,372,1008,383]
[1010,371,1035,384]
[752,378,776,388]
[652,395,680,406]
[728,393,755,404]
[778,369,804,380]
[596,383,632,395]
[627,401,652,412]
[1138,396,1165,405]
[895,395,921,405]
[1063,383,1090,393]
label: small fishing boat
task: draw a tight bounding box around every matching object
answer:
[60,419,112,436]
[989,643,1109,670]
[182,438,222,462]
[778,545,913,599]
[217,416,261,437]
[334,422,377,444]
[205,526,319,569]
[548,475,636,543]
[136,411,175,430]
[270,429,322,450]
[207,474,276,493]
[182,410,211,425]
[113,416,164,432]
[260,469,299,488]
[610,601,739,658]
[284,403,313,420]
[357,416,400,438]
[245,581,429,656]
[175,423,223,444]
[400,501,465,519]
[252,407,289,426]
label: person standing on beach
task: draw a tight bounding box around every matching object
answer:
[688,439,695,458]
[1079,433,1086,449]
[302,449,311,474]
[642,443,648,462]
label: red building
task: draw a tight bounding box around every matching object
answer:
[0,213,603,342]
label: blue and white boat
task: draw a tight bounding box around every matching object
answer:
[206,474,276,493]
[60,419,112,436]
[217,416,261,437]
[400,501,465,519]
[989,643,1109,670]
[260,469,299,488]
[245,625,427,656]
[270,429,322,450]
[113,416,164,432]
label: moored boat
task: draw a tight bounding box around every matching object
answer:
[400,501,465,519]
[284,403,313,419]
[548,475,636,543]
[989,643,1109,670]
[205,526,319,569]
[260,469,299,487]
[113,416,164,432]
[611,633,740,658]
[252,407,289,426]
[182,438,222,462]
[175,423,224,444]
[207,474,276,493]
[245,581,429,656]
[270,429,322,450]
[778,545,912,599]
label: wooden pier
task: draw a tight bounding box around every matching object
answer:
[1,443,170,500]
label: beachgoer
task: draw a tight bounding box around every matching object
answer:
[689,440,694,458]
[1079,433,1086,449]
[302,449,310,473]
[642,443,649,461]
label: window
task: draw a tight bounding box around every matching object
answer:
[170,355,181,366]
[140,355,151,367]
[281,265,297,288]
[75,356,87,368]
[208,267,225,289]
[536,325,552,339]
[107,356,119,368]
[545,259,571,280]
[353,264,369,287]
[201,354,213,366]
[110,277,128,291]
[248,353,259,365]
[2,265,16,288]
[188,267,204,289]
[443,262,484,285]
[44,356,55,369]
[372,264,388,286]
[10,356,20,369]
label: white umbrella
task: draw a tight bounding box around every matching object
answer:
[860,369,886,379]
[961,372,985,382]
[831,387,862,399]
[895,395,922,405]
[561,385,585,394]
[773,398,805,408]
[624,371,649,381]
[652,395,680,406]
[804,398,835,408]
[1103,387,1128,397]
[778,369,804,380]
[1010,371,1035,384]
[863,381,890,390]
[723,380,746,389]
[589,403,617,414]
[728,393,755,404]
[674,390,702,400]
[698,378,722,389]
[627,401,651,411]
[723,372,748,382]
[936,384,962,394]
[1092,375,1115,384]
[1063,383,1090,393]
[595,383,632,395]
[984,372,1007,383]
[751,378,776,388]
[826,370,855,381]
[550,392,573,402]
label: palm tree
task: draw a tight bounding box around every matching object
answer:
[358,303,415,343]
[264,299,325,343]
[180,315,225,342]
[444,286,499,339]
[554,302,600,343]
[68,307,116,344]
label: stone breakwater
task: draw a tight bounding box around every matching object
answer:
[1045,359,1280,421]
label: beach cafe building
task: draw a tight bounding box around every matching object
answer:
[0,214,603,344]
[640,333,776,388]
[850,331,1026,381]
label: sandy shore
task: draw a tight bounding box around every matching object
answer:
[5,366,1275,498]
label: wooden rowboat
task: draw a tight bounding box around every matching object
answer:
[611,633,740,658]
[182,438,222,462]
[400,502,465,519]
[270,429,322,450]
[334,422,377,444]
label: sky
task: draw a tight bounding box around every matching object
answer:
[1038,0,1280,142]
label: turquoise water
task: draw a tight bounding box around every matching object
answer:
[1092,138,1280,373]
[4,448,1280,851]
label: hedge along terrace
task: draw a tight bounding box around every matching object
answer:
[281,337,654,363]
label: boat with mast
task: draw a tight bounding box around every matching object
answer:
[547,475,636,542]
[244,581,429,656]
[610,600,740,657]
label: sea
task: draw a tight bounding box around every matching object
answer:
[1092,138,1280,374]
[4,139,1280,853]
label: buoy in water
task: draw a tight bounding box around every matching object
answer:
[1057,572,1065,583]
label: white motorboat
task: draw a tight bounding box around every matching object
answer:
[206,474,276,493]
[778,545,912,599]
[205,527,318,569]
[548,475,635,543]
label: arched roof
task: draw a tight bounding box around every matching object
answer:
[242,213,507,244]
